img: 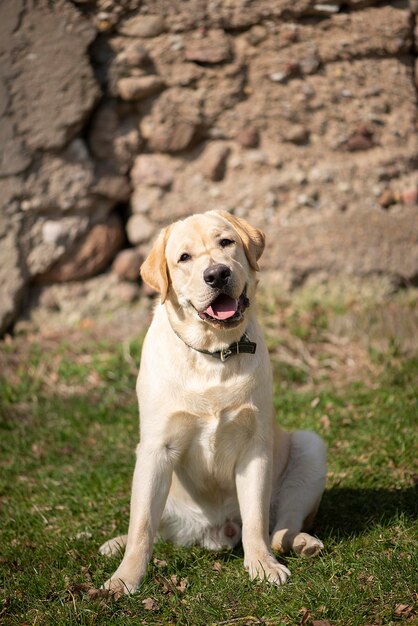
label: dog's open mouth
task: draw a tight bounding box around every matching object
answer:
[198,291,249,324]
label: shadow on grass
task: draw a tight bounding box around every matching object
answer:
[155,485,417,568]
[316,485,418,539]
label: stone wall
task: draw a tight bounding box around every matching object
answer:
[1,0,417,334]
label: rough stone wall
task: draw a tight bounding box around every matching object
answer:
[1,0,417,334]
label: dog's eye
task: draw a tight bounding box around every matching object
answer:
[178,253,191,263]
[219,238,234,248]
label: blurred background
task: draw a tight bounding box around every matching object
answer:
[1,0,417,339]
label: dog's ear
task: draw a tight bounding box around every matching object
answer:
[140,226,171,303]
[216,211,265,271]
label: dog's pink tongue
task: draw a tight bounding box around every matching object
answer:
[206,295,238,320]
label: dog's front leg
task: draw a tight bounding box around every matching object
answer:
[236,443,291,586]
[102,442,173,597]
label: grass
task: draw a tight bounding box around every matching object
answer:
[0,290,417,626]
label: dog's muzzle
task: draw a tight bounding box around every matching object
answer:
[198,289,250,324]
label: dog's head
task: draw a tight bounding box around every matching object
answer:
[141,210,265,332]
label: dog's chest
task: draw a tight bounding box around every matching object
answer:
[198,400,257,444]
[170,397,258,494]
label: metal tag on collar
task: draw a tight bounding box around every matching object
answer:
[220,347,233,362]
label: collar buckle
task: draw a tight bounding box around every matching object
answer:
[220,347,233,362]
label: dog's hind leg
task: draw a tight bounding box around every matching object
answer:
[270,430,326,557]
[99,534,128,557]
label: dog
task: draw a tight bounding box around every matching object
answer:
[98,209,326,597]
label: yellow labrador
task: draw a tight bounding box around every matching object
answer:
[98,210,326,596]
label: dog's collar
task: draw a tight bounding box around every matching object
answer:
[171,327,257,362]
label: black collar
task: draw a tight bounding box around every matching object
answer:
[171,327,257,362]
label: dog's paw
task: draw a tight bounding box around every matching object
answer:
[99,535,128,557]
[91,574,138,600]
[293,533,324,557]
[271,529,324,557]
[245,552,290,586]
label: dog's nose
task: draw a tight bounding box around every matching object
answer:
[203,264,231,289]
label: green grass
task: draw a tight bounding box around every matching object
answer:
[0,318,417,625]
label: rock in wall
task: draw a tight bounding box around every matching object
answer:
[0,0,417,334]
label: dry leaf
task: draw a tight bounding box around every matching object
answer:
[311,397,320,408]
[212,561,223,573]
[171,574,188,591]
[80,566,93,582]
[153,558,168,568]
[320,415,330,430]
[312,620,334,626]
[176,577,188,593]
[155,573,188,595]
[300,607,310,625]
[155,575,177,594]
[142,597,159,611]
[395,604,414,617]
